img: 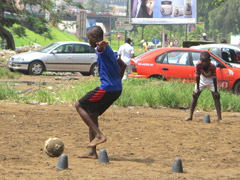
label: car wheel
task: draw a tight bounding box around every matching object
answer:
[28,61,44,75]
[90,63,99,76]
[233,81,240,94]
[9,68,15,72]
[149,75,166,80]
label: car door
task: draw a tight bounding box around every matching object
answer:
[45,44,74,71]
[71,44,97,72]
[158,51,195,82]
[192,52,230,88]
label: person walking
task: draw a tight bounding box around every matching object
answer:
[118,38,135,80]
[200,33,208,41]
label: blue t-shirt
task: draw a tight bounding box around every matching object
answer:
[96,45,122,92]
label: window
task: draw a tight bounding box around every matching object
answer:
[155,53,164,63]
[192,52,201,66]
[74,44,85,53]
[221,48,239,63]
[192,52,224,68]
[55,45,74,53]
[207,47,218,56]
[73,44,95,53]
[162,51,190,65]
[210,56,223,67]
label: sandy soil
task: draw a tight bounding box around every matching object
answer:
[0,75,240,180]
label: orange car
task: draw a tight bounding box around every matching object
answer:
[129,47,240,94]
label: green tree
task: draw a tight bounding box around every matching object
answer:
[0,0,84,50]
[84,0,98,12]
[209,0,240,35]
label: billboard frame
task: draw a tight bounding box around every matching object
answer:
[129,0,198,25]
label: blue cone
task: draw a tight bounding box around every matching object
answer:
[171,157,183,173]
[56,154,68,170]
[98,149,109,164]
[203,114,211,123]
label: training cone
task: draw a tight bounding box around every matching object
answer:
[56,154,68,170]
[98,149,109,164]
[203,114,211,123]
[171,157,183,173]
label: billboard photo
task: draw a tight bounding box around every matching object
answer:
[130,0,197,24]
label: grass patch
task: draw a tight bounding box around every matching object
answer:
[0,67,21,79]
[0,85,19,100]
[2,78,240,111]
[6,24,79,47]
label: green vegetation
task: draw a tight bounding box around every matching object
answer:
[0,67,21,79]
[1,78,240,111]
[0,85,19,101]
[7,24,79,48]
[5,24,144,55]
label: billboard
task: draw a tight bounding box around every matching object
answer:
[130,0,197,24]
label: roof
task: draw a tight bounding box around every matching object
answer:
[57,41,90,45]
[191,44,240,50]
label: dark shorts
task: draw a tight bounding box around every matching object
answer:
[78,87,122,115]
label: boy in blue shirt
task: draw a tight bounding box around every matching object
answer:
[75,26,126,159]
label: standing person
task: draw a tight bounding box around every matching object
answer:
[118,37,135,80]
[75,26,126,159]
[200,33,208,41]
[186,51,222,121]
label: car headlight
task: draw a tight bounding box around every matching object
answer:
[12,57,25,61]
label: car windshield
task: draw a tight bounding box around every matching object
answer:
[37,42,61,53]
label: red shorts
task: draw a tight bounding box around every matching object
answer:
[78,87,122,115]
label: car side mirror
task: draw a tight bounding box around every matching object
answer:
[217,63,224,68]
[51,50,57,54]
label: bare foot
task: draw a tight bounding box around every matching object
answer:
[217,118,223,123]
[87,135,107,148]
[185,117,192,121]
[76,152,98,159]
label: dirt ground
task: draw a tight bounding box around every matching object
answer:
[0,75,240,180]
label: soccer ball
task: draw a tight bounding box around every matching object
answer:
[44,137,64,157]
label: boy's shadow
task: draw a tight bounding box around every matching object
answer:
[109,156,154,165]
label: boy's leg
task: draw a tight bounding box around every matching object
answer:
[122,67,128,80]
[211,91,222,121]
[75,101,107,148]
[185,91,201,121]
[76,111,99,159]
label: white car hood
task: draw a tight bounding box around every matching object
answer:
[229,63,240,68]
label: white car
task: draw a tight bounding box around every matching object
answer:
[8,41,98,75]
[190,44,240,68]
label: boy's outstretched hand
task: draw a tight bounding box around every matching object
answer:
[96,40,108,52]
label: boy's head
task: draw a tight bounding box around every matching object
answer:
[87,26,104,48]
[200,51,211,67]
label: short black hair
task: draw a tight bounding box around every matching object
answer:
[87,26,103,41]
[200,51,210,60]
[125,38,132,44]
